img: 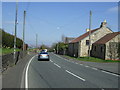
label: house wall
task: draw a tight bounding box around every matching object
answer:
[80,27,113,57]
[68,43,74,56]
[105,35,120,60]
[73,42,79,57]
[91,44,105,59]
[68,42,79,57]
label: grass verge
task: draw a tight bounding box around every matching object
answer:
[0,48,21,55]
[64,55,120,63]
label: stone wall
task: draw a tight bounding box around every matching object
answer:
[2,51,27,71]
[105,35,120,60]
[91,44,105,59]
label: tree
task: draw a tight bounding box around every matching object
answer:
[40,44,49,50]
[57,42,68,55]
[1,29,23,49]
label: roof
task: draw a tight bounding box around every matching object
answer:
[70,28,100,43]
[65,37,76,43]
[94,32,120,44]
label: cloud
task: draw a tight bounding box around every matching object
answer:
[108,6,118,13]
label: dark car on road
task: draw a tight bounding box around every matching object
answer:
[38,51,49,61]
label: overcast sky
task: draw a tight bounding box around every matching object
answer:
[2,2,118,47]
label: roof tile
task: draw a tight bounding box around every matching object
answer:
[93,32,120,44]
[70,28,100,43]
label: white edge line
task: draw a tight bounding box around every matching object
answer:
[54,63,61,68]
[101,71,119,77]
[65,70,85,81]
[20,61,28,88]
[53,53,80,64]
[25,55,36,88]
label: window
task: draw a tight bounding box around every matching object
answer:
[86,40,89,45]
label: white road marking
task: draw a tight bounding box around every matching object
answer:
[92,68,98,70]
[21,61,28,88]
[54,63,61,68]
[85,65,89,68]
[80,64,83,65]
[25,55,36,89]
[50,60,53,62]
[101,71,119,77]
[65,70,85,81]
[53,53,69,61]
[75,63,78,64]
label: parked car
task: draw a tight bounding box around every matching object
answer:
[38,52,49,61]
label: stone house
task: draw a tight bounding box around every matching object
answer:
[91,32,120,60]
[64,37,76,44]
[68,20,113,57]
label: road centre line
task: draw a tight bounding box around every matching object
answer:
[101,71,119,77]
[65,70,85,81]
[80,64,83,65]
[53,53,120,77]
[92,67,98,70]
[75,62,78,64]
[54,63,61,68]
[50,60,53,62]
[85,65,89,67]
[25,55,36,89]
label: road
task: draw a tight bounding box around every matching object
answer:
[24,52,119,88]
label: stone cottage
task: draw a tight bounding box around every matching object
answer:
[68,20,113,57]
[64,37,76,44]
[91,32,120,60]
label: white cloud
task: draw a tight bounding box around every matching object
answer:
[108,6,118,13]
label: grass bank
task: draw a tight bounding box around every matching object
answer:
[0,48,21,55]
[64,55,120,63]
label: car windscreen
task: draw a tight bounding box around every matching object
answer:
[40,52,48,54]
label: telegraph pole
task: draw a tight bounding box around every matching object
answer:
[14,1,18,59]
[23,11,26,51]
[88,10,92,57]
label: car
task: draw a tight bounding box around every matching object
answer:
[38,52,49,61]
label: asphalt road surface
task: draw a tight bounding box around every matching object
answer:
[24,52,119,88]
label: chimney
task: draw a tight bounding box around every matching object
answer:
[86,28,90,32]
[100,20,107,28]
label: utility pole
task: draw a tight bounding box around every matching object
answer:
[23,11,26,51]
[88,10,92,57]
[14,1,18,59]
